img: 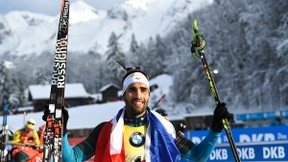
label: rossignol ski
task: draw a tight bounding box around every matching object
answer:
[190,19,241,162]
[1,104,9,162]
[43,0,70,161]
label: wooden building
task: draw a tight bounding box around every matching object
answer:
[28,83,93,112]
[99,83,121,102]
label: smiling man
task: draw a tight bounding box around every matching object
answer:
[122,72,150,118]
[43,67,232,162]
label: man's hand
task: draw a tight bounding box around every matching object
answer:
[176,123,186,133]
[210,102,233,133]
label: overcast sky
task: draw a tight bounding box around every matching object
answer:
[0,0,127,16]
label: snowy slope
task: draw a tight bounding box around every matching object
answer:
[0,0,213,56]
[0,11,56,55]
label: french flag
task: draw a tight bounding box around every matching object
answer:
[96,107,180,162]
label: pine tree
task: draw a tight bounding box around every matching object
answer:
[104,32,126,86]
[0,60,10,106]
[154,35,166,74]
[0,60,24,107]
[137,42,149,72]
[128,33,139,66]
[275,0,288,108]
[34,71,49,85]
[9,78,25,108]
[130,33,139,54]
[144,37,157,78]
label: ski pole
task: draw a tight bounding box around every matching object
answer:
[23,111,26,128]
[151,94,166,110]
[116,59,133,71]
[116,59,128,71]
[190,19,241,162]
[1,104,9,162]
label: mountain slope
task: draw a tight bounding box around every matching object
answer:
[0,0,213,56]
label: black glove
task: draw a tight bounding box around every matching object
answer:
[210,102,233,133]
[42,104,69,135]
[176,123,186,133]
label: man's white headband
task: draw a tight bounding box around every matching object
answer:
[122,72,149,95]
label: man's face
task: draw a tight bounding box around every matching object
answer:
[122,82,150,117]
[24,126,32,133]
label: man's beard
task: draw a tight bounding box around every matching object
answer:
[124,98,148,117]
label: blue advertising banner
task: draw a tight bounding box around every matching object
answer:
[236,110,288,121]
[179,141,288,161]
[185,126,288,144]
[179,126,288,161]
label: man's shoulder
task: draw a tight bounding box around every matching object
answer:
[90,122,109,136]
[84,121,109,147]
[14,129,22,133]
[32,129,39,135]
[95,121,108,128]
[96,122,108,129]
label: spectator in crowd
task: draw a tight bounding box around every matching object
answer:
[11,118,43,161]
[155,108,169,120]
[270,111,285,126]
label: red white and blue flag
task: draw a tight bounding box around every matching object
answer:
[95,107,180,162]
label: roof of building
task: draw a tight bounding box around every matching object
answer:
[99,83,121,92]
[28,83,91,100]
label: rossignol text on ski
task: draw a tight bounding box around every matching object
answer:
[43,0,70,161]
